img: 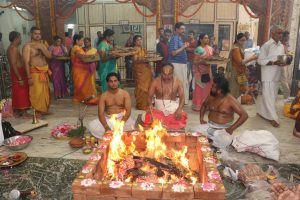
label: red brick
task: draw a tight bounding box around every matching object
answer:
[132,182,162,199]
[73,194,87,200]
[162,183,194,200]
[101,182,132,197]
[193,183,225,200]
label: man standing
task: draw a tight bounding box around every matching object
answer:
[257,26,286,127]
[88,72,135,138]
[168,22,189,104]
[23,26,52,115]
[142,63,187,130]
[7,31,31,116]
[191,75,248,135]
[156,29,171,76]
[79,31,84,37]
[280,31,291,99]
[245,31,253,49]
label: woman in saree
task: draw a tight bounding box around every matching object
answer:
[192,33,213,112]
[48,36,68,99]
[226,33,257,98]
[97,29,118,92]
[71,34,97,104]
[132,35,152,110]
[288,83,300,138]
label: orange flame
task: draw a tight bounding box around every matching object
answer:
[106,117,196,183]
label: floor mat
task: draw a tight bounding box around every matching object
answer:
[1,157,300,200]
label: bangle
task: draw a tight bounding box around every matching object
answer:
[18,79,23,82]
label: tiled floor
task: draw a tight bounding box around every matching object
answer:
[1,88,299,166]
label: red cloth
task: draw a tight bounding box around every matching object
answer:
[156,41,169,73]
[143,109,187,130]
[10,67,31,109]
[187,39,198,61]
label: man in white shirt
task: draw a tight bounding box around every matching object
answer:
[257,26,286,127]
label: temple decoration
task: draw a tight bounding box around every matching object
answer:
[156,0,161,38]
[132,0,156,18]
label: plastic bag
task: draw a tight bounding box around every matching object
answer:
[218,150,245,171]
[232,130,280,161]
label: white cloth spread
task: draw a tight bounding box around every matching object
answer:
[257,38,285,122]
[88,112,135,139]
[154,99,179,116]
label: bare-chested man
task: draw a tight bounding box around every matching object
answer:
[23,26,52,114]
[7,31,31,116]
[191,75,248,136]
[142,63,187,130]
[88,72,135,138]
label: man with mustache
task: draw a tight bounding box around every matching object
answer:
[192,75,248,136]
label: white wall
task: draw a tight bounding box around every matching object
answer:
[237,5,259,46]
[0,7,34,50]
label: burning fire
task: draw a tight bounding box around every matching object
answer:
[105,115,197,184]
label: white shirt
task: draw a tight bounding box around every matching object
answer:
[258,38,285,82]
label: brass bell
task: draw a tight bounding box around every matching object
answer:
[32,109,39,124]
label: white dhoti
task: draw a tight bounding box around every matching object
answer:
[257,81,280,122]
[172,63,189,104]
[190,121,232,149]
[88,113,135,139]
[154,99,179,115]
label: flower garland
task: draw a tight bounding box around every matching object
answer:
[55,3,79,19]
[132,0,155,18]
[115,0,131,3]
[156,0,161,38]
[179,2,204,18]
[0,0,15,8]
[12,5,35,21]
[206,0,218,3]
[243,3,259,19]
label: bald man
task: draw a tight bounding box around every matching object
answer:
[257,25,288,127]
[142,62,187,130]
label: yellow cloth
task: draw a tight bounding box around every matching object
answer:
[85,48,97,55]
[29,65,50,113]
[133,48,152,110]
[284,91,300,119]
[71,45,97,103]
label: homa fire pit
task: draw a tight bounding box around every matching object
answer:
[72,119,225,200]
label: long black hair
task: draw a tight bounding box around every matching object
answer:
[133,35,142,47]
[198,33,208,46]
[73,34,84,45]
[97,29,115,46]
[234,33,245,44]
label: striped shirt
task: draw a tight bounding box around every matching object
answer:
[168,35,187,64]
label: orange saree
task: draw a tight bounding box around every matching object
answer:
[71,45,97,104]
[133,48,152,110]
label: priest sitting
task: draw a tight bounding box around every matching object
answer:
[142,63,187,130]
[88,72,135,138]
[191,75,248,136]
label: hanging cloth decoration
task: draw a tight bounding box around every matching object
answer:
[132,0,156,18]
[242,3,259,19]
[13,5,35,21]
[179,1,204,18]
